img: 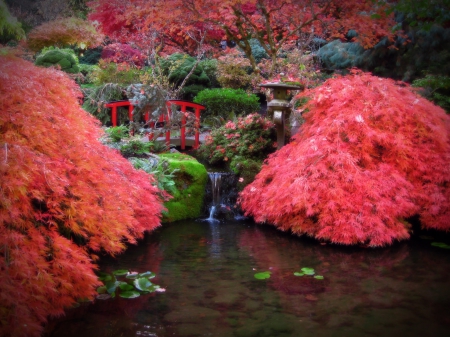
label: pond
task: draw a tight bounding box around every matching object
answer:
[44,218,450,337]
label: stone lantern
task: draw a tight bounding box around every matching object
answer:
[259,82,302,149]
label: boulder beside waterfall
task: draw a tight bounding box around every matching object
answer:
[160,153,208,222]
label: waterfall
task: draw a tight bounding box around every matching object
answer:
[205,172,222,222]
[210,172,222,206]
[204,172,240,222]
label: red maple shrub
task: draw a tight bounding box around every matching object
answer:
[239,70,450,247]
[26,17,104,52]
[0,54,164,337]
[101,43,147,67]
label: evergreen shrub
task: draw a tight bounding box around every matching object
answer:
[159,53,211,99]
[193,88,260,123]
[35,48,80,73]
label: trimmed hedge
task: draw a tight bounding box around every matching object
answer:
[193,88,260,122]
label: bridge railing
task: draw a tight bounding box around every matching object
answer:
[104,99,205,149]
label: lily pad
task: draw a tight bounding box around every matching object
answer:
[134,277,153,291]
[254,271,271,280]
[105,280,119,294]
[119,290,141,299]
[301,267,315,275]
[98,273,112,282]
[126,272,139,279]
[113,269,129,276]
[139,271,156,279]
[119,283,135,291]
[431,242,450,249]
[96,286,107,294]
[314,275,324,280]
[293,272,305,277]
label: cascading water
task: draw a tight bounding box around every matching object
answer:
[206,172,222,222]
[204,172,241,222]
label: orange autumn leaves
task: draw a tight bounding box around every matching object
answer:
[0,54,164,337]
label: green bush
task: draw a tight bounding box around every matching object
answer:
[193,88,260,123]
[78,63,100,83]
[35,48,80,73]
[230,157,264,190]
[160,53,210,86]
[79,47,102,64]
[90,60,144,85]
[199,58,220,88]
[128,157,178,196]
[246,38,269,63]
[105,125,129,142]
[412,74,450,112]
[159,53,211,99]
[82,83,126,124]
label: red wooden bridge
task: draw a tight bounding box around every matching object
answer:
[105,100,206,150]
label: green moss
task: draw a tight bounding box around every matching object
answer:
[159,153,208,222]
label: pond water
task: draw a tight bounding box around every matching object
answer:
[44,219,450,337]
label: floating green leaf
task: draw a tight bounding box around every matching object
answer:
[119,283,135,291]
[126,272,139,279]
[119,290,141,299]
[139,271,156,279]
[96,286,107,294]
[98,273,112,281]
[301,267,315,275]
[140,285,160,293]
[294,272,305,277]
[113,269,129,276]
[105,280,119,294]
[431,242,450,249]
[314,275,324,280]
[134,277,153,291]
[254,271,271,280]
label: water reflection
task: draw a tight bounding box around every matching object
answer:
[44,219,450,337]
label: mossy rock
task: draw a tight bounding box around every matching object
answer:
[160,153,208,222]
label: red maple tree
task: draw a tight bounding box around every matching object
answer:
[0,54,164,337]
[239,70,450,247]
[88,0,396,74]
[26,17,104,52]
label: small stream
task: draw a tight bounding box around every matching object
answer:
[44,219,450,337]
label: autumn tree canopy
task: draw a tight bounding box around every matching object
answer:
[239,71,450,247]
[0,54,164,337]
[27,16,104,52]
[88,0,396,75]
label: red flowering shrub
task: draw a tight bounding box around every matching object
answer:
[239,71,450,247]
[198,113,276,165]
[0,55,164,337]
[101,43,147,67]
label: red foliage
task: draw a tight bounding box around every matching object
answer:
[88,0,396,72]
[0,54,164,337]
[26,17,104,52]
[239,71,450,247]
[101,43,147,67]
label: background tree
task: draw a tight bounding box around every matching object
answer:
[27,16,103,52]
[239,70,450,247]
[88,0,396,76]
[0,54,164,337]
[0,0,25,43]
